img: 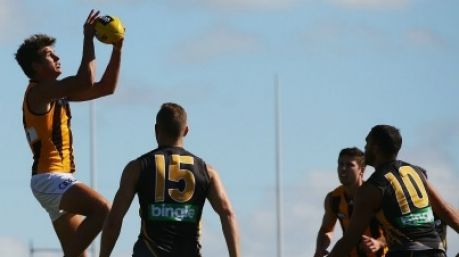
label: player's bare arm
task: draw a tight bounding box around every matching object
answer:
[99,160,141,257]
[206,165,240,257]
[29,10,100,108]
[314,193,337,257]
[68,37,123,102]
[30,9,123,106]
[360,218,386,254]
[328,183,382,257]
[426,180,459,232]
[360,234,386,254]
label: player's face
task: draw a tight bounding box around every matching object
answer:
[35,46,61,78]
[337,155,363,186]
[364,135,376,167]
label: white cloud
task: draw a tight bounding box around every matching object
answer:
[101,80,214,106]
[404,120,459,204]
[238,170,339,257]
[406,28,447,48]
[301,21,391,55]
[103,84,160,106]
[0,0,21,42]
[198,0,300,11]
[164,0,300,11]
[0,236,133,257]
[328,0,410,9]
[301,22,448,57]
[0,237,29,257]
[0,0,45,44]
[87,0,300,11]
[171,26,259,65]
[0,0,13,28]
[404,120,459,255]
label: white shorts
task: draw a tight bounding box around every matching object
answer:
[30,172,80,221]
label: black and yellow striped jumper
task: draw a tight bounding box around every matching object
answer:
[329,185,387,257]
[23,83,75,175]
[134,146,210,257]
[368,160,445,256]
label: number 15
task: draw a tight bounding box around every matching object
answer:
[154,154,196,203]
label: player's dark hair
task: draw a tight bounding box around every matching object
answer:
[15,34,56,79]
[339,147,365,167]
[368,124,402,158]
[156,102,187,140]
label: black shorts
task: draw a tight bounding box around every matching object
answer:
[387,249,446,257]
[132,239,155,257]
[131,238,202,257]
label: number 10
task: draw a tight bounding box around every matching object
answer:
[384,166,429,215]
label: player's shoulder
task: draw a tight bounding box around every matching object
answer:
[367,162,395,183]
[124,158,143,173]
[325,186,343,204]
[24,81,48,104]
[178,148,210,175]
[324,186,343,213]
[204,163,217,178]
[330,185,344,197]
[28,79,60,95]
[324,191,334,206]
[399,160,427,177]
[356,181,383,205]
[180,147,206,162]
[150,146,202,159]
[135,149,156,164]
[119,159,143,186]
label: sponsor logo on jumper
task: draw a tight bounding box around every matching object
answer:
[396,207,434,227]
[149,203,198,222]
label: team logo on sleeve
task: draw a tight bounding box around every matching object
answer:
[58,178,76,190]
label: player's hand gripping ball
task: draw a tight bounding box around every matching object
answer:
[94,15,125,44]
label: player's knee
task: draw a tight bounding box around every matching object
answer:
[92,199,110,230]
[88,197,110,220]
[96,198,111,218]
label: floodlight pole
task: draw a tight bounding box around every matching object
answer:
[90,101,97,257]
[274,74,283,257]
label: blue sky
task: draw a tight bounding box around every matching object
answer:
[1,0,459,256]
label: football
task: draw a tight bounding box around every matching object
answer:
[94,15,125,44]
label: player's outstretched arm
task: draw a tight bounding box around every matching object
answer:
[206,165,240,257]
[32,10,100,103]
[69,36,123,101]
[426,180,459,232]
[314,193,337,257]
[99,160,140,257]
[75,9,99,90]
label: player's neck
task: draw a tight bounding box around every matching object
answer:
[374,155,396,167]
[32,76,57,84]
[157,138,184,148]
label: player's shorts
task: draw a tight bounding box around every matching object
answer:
[30,172,80,221]
[132,239,155,257]
[387,249,445,257]
[132,238,202,257]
